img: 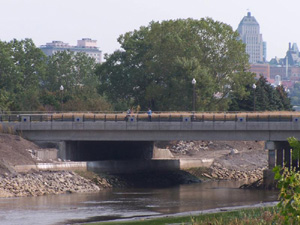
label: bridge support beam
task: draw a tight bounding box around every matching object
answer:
[265,141,291,169]
[264,141,292,189]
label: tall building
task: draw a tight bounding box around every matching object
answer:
[237,12,265,64]
[40,38,102,63]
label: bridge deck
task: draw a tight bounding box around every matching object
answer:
[1,112,300,142]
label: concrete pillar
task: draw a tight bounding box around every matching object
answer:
[265,141,291,169]
[57,141,67,160]
[265,141,276,169]
[264,141,291,189]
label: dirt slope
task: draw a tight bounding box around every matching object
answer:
[0,133,38,174]
[162,140,267,171]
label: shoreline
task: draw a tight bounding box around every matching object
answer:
[87,201,279,224]
[0,165,268,198]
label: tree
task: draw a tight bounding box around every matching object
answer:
[0,39,47,111]
[289,82,300,107]
[229,76,292,111]
[96,18,254,111]
[42,51,112,111]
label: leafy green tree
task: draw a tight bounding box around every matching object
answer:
[42,51,112,111]
[96,18,254,111]
[273,137,300,224]
[0,39,47,111]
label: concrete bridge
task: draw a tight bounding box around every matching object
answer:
[2,112,300,142]
[1,112,300,171]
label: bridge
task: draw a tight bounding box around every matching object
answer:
[1,112,300,141]
[1,112,300,170]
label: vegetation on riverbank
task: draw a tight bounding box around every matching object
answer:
[79,207,285,225]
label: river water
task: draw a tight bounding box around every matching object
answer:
[0,181,278,225]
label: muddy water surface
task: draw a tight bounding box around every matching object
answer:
[0,181,278,225]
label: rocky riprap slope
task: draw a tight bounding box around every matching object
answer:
[208,162,266,181]
[167,140,267,182]
[0,171,100,197]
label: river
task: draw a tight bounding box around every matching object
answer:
[0,181,278,225]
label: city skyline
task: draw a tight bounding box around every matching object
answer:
[1,0,300,60]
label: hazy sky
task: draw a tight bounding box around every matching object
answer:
[1,0,299,60]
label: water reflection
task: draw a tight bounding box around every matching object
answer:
[0,181,278,225]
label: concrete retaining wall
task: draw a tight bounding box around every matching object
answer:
[14,158,213,174]
[35,149,58,161]
[14,162,87,172]
[179,158,214,169]
[87,159,180,174]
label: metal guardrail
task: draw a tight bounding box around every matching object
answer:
[0,112,299,123]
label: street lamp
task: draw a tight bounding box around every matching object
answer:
[60,85,64,111]
[192,78,196,112]
[252,83,256,111]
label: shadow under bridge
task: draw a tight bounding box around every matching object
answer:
[61,141,155,161]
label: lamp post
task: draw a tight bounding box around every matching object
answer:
[252,83,256,111]
[60,85,64,111]
[192,78,196,112]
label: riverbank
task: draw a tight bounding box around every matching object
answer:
[0,171,101,197]
[78,202,279,225]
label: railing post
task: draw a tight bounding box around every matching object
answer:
[285,148,291,170]
[94,114,96,122]
[115,115,117,122]
[83,114,85,122]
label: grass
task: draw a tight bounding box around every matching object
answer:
[80,207,283,225]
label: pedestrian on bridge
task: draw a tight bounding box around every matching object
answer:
[147,108,152,122]
[125,108,131,121]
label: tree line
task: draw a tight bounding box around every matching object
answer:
[0,18,292,112]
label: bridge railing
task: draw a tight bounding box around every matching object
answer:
[0,112,299,123]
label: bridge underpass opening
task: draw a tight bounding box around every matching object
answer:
[63,141,155,161]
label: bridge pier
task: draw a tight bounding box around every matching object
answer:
[264,141,293,189]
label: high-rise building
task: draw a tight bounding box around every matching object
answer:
[40,38,102,63]
[237,12,265,64]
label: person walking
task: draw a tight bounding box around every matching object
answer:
[125,108,131,121]
[147,108,152,122]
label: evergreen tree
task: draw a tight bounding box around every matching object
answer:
[229,76,292,111]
